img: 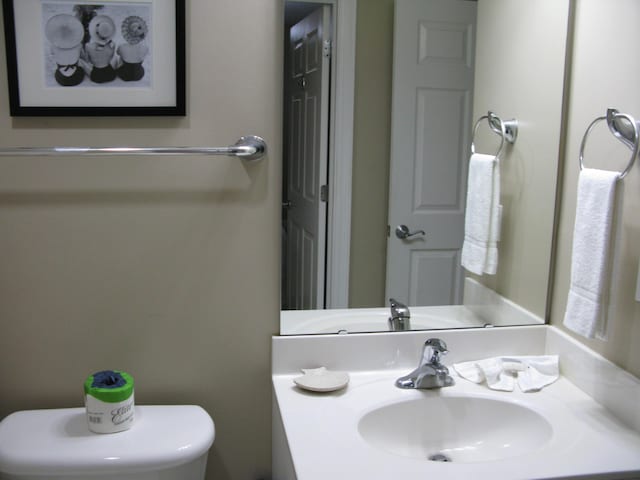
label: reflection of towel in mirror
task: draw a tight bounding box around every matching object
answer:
[453,355,559,392]
[563,168,619,340]
[461,153,502,275]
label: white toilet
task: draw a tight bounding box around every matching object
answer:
[0,405,215,480]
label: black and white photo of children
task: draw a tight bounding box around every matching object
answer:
[42,2,152,88]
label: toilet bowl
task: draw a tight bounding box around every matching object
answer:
[0,405,215,480]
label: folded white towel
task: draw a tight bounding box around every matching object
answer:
[563,168,619,340]
[453,355,559,392]
[461,153,502,275]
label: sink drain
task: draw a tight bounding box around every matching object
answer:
[428,453,451,462]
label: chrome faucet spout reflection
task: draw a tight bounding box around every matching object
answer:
[395,338,455,389]
[388,298,411,331]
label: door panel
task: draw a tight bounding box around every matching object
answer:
[386,0,476,306]
[409,250,460,305]
[414,88,468,209]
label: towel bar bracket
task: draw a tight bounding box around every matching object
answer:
[471,111,518,158]
[487,112,518,144]
[579,108,638,179]
[233,135,267,162]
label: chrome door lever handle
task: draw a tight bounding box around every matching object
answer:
[395,225,426,240]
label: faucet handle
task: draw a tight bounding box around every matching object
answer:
[421,338,448,365]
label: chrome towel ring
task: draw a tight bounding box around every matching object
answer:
[579,108,639,179]
[471,111,518,158]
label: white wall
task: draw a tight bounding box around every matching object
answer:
[0,2,282,479]
[551,0,640,378]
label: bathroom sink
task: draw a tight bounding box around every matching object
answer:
[358,395,553,463]
[273,328,640,479]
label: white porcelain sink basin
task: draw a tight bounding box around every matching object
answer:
[358,395,553,463]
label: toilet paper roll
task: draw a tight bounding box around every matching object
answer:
[84,370,134,434]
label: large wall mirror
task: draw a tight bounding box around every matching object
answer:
[281,0,572,335]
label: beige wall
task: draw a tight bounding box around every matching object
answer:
[349,0,394,308]
[0,2,282,479]
[551,0,640,378]
[472,0,570,318]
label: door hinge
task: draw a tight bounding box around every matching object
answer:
[320,184,328,202]
[323,40,331,58]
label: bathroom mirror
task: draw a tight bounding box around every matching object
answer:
[281,0,572,334]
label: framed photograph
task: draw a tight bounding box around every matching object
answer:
[1,0,185,116]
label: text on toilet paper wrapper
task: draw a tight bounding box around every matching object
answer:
[88,404,133,425]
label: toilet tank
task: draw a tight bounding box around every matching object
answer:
[0,405,215,480]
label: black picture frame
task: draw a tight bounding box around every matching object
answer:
[1,0,185,116]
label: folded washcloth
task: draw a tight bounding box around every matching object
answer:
[453,355,559,392]
[563,168,619,340]
[461,153,502,275]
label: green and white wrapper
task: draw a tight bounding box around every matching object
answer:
[84,370,135,434]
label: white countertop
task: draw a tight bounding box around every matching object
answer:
[273,369,640,480]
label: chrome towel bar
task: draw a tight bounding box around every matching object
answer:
[579,109,638,179]
[0,135,267,162]
[471,111,518,158]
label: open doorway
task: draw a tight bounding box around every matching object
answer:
[281,2,332,310]
[281,0,357,311]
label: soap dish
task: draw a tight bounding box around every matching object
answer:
[293,367,350,392]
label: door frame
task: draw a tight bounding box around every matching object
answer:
[283,0,357,308]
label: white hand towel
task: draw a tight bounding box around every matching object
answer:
[453,355,559,392]
[476,357,515,391]
[563,168,619,340]
[461,153,502,275]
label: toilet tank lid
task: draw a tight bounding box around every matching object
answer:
[0,405,215,476]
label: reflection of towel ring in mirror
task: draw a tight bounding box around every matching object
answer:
[579,108,639,180]
[471,111,518,158]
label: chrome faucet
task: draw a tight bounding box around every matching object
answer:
[388,298,411,331]
[395,338,455,389]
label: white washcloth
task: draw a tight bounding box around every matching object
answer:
[563,168,619,340]
[453,355,559,392]
[461,153,502,275]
